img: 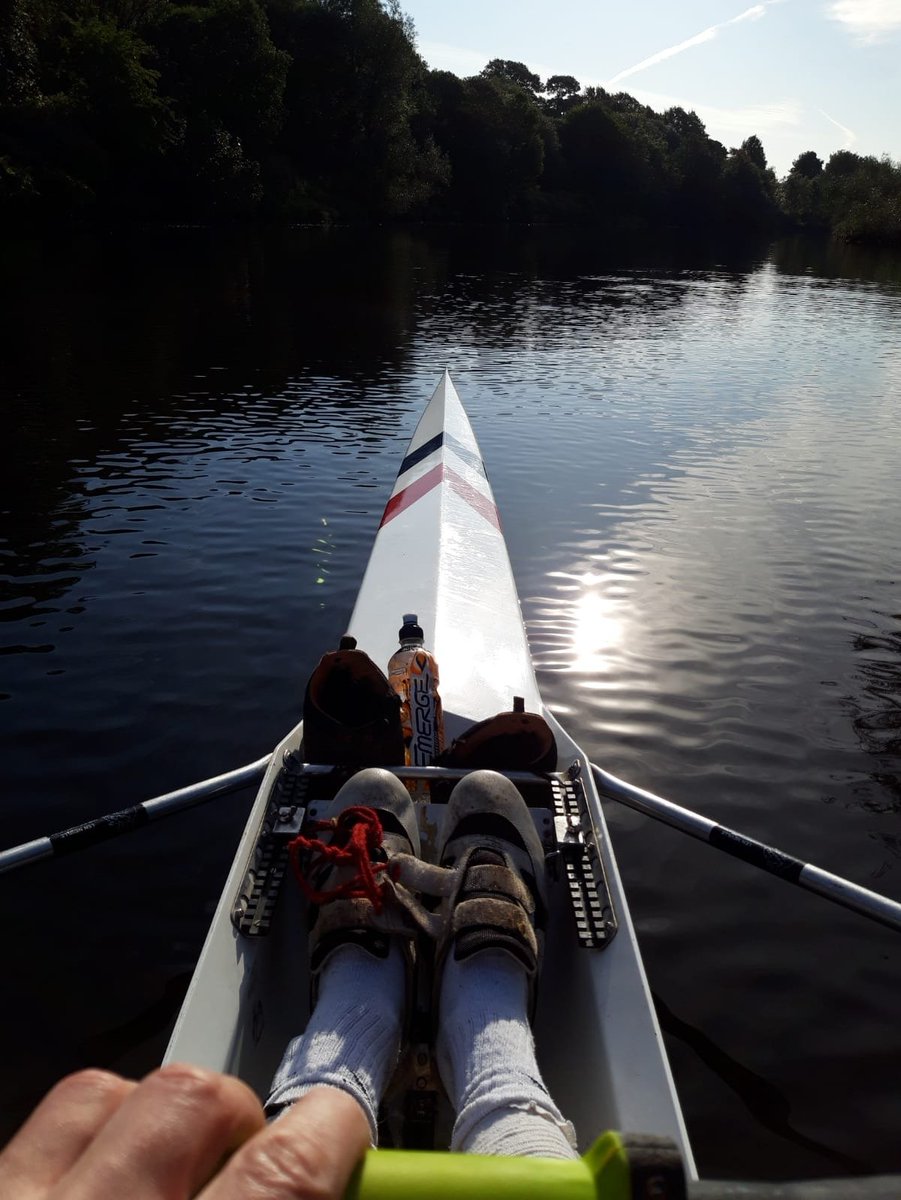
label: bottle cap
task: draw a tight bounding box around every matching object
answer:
[399,613,424,641]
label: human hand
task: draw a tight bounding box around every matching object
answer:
[0,1065,369,1199]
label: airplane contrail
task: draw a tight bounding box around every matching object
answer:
[819,108,858,149]
[607,2,777,87]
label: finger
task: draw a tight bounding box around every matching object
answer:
[50,1062,265,1200]
[198,1086,370,1200]
[0,1069,135,1200]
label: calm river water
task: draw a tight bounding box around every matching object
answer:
[2,227,900,1181]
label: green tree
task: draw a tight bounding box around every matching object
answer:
[543,74,580,117]
[147,0,289,215]
[825,149,862,176]
[821,151,901,244]
[59,17,177,164]
[481,58,543,99]
[791,150,823,179]
[721,141,778,231]
[659,107,727,228]
[662,105,706,142]
[607,91,645,115]
[0,0,40,104]
[426,70,544,219]
[557,99,647,222]
[740,133,767,171]
[152,0,288,155]
[1,5,178,215]
[264,0,445,219]
[92,0,168,29]
[781,150,825,227]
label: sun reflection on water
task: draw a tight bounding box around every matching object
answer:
[534,570,629,677]
[572,584,627,672]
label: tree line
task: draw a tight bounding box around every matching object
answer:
[2,0,899,244]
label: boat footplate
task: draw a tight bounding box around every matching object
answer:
[550,762,617,949]
[231,752,316,936]
[232,757,617,948]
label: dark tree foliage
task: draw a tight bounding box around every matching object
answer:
[782,149,826,229]
[263,0,445,219]
[148,0,288,215]
[0,0,40,105]
[1,0,898,240]
[821,151,901,244]
[740,134,767,172]
[607,91,646,115]
[152,0,288,151]
[557,101,643,223]
[480,58,542,98]
[0,0,443,219]
[661,106,727,226]
[792,150,823,179]
[721,144,778,231]
[1,2,179,214]
[543,74,580,118]
[779,147,901,243]
[425,70,544,219]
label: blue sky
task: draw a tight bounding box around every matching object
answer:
[399,0,901,177]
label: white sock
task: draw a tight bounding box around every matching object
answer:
[436,950,578,1158]
[266,942,405,1142]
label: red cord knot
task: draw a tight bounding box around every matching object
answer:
[289,805,389,913]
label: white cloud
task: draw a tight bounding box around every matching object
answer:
[607,3,777,87]
[415,40,566,84]
[628,88,803,140]
[416,39,489,77]
[828,0,901,42]
[694,99,803,138]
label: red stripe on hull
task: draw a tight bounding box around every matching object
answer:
[380,462,500,530]
[380,463,444,526]
[445,465,501,531]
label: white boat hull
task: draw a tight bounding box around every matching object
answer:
[165,373,696,1176]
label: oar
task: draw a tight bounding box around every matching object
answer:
[344,1135,900,1199]
[0,755,272,876]
[590,763,901,934]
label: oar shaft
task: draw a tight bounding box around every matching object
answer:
[0,755,272,876]
[141,755,272,817]
[590,764,901,934]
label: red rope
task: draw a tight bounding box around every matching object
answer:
[289,805,389,913]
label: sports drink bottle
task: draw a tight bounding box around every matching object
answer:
[387,613,445,766]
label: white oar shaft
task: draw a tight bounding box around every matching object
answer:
[591,764,901,934]
[142,755,272,817]
[0,755,272,876]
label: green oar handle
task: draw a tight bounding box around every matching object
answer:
[347,1133,655,1200]
[345,1137,901,1200]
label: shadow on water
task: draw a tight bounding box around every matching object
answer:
[770,235,901,285]
[3,972,194,1142]
[845,616,901,865]
[1,227,441,692]
[1,226,433,521]
[75,971,192,1068]
[653,994,868,1175]
[0,224,757,639]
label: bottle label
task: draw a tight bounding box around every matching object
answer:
[408,650,444,765]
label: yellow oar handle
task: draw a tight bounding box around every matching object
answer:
[346,1132,679,1200]
[347,1139,901,1200]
